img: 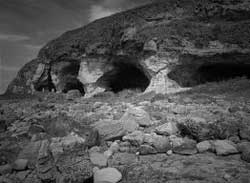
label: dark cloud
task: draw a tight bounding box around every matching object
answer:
[0,0,156,93]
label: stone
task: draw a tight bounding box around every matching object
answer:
[50,133,86,158]
[89,146,101,153]
[212,140,238,156]
[16,170,30,181]
[167,150,173,155]
[172,137,197,155]
[94,120,126,141]
[66,89,82,100]
[55,151,93,183]
[122,118,139,133]
[12,159,28,171]
[196,141,213,153]
[94,167,122,183]
[237,141,250,163]
[155,122,178,136]
[143,40,157,52]
[109,141,120,153]
[0,164,12,175]
[119,141,131,152]
[139,145,157,155]
[144,133,171,153]
[123,131,144,146]
[239,125,250,141]
[109,153,137,166]
[90,152,108,167]
[121,107,152,127]
[104,150,113,159]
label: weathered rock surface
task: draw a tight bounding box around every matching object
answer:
[155,122,178,136]
[94,167,122,183]
[90,152,108,167]
[172,137,197,155]
[6,0,250,97]
[196,140,213,153]
[2,1,250,182]
[237,141,250,163]
[212,140,238,156]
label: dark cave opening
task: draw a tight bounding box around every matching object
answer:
[97,59,150,93]
[168,63,250,87]
[52,60,85,95]
[35,67,56,92]
[61,76,85,95]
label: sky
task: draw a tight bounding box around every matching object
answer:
[0,0,154,94]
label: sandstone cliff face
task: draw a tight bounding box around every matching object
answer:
[6,0,250,96]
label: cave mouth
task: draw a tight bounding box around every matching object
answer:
[97,60,150,93]
[35,67,56,92]
[168,63,250,87]
[52,60,85,95]
[61,76,85,95]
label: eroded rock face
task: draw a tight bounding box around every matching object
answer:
[6,0,250,96]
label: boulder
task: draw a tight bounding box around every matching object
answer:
[66,89,82,100]
[12,159,28,171]
[109,141,120,154]
[237,141,250,163]
[196,141,213,153]
[155,122,178,136]
[139,145,157,155]
[94,120,127,141]
[49,133,86,158]
[90,152,108,167]
[121,107,152,127]
[212,140,238,156]
[172,137,197,155]
[94,167,122,183]
[143,40,157,52]
[144,133,171,153]
[122,131,144,146]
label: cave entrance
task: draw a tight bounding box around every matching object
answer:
[52,60,85,95]
[34,67,56,92]
[97,58,150,93]
[61,76,85,95]
[168,63,250,87]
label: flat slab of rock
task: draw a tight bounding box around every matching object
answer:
[94,120,127,141]
[212,140,238,156]
[90,152,108,167]
[94,167,122,183]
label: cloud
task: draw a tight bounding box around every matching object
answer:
[89,5,119,21]
[0,33,30,42]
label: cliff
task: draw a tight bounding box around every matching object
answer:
[6,0,250,96]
